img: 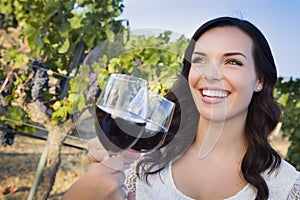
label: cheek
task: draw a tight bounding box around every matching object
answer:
[188,67,202,88]
[230,74,257,99]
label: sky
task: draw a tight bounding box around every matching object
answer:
[118,0,300,78]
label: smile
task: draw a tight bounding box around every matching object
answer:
[199,88,230,104]
[201,89,230,98]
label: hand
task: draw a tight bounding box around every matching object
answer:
[63,137,140,200]
[87,137,140,170]
[63,162,128,200]
[86,137,108,166]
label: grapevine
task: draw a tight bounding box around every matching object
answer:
[0,124,15,147]
[31,58,49,102]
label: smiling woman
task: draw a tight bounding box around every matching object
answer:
[189,27,260,122]
[63,17,300,200]
[136,17,300,200]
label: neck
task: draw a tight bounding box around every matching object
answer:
[193,114,247,160]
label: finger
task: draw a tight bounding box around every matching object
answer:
[109,179,127,200]
[89,164,127,200]
[119,149,141,161]
[111,171,126,186]
[120,185,129,199]
[112,186,127,200]
[87,137,103,150]
[102,168,127,199]
[101,149,141,171]
[101,154,131,172]
[118,151,140,166]
[87,149,108,163]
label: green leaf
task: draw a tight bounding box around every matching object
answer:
[105,28,115,43]
[0,0,13,13]
[69,13,83,29]
[44,1,60,20]
[52,101,62,110]
[58,39,70,54]
[35,29,43,49]
[77,95,86,111]
[51,118,59,125]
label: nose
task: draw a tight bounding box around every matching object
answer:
[203,64,222,81]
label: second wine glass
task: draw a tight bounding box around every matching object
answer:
[94,73,148,154]
[130,90,175,153]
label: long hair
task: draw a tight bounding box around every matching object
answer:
[137,17,281,200]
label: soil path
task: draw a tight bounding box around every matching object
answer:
[0,134,89,200]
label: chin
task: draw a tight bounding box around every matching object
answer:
[200,113,227,123]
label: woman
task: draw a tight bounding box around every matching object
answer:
[63,17,300,200]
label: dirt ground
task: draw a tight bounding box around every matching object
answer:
[0,134,89,200]
[0,132,291,200]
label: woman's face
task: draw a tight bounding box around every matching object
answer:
[189,27,262,122]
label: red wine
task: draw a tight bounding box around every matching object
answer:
[95,105,146,153]
[131,121,167,153]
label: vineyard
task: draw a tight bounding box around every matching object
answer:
[0,133,88,199]
[1,0,300,200]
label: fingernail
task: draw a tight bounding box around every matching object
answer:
[128,150,140,159]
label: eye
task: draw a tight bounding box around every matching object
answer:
[192,57,205,64]
[225,59,243,66]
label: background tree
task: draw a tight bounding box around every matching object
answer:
[276,77,300,170]
[0,0,127,199]
[0,0,188,198]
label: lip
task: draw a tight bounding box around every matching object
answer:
[199,87,231,104]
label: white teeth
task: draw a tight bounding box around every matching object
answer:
[202,89,228,98]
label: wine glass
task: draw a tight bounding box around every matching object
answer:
[130,90,175,153]
[94,73,148,154]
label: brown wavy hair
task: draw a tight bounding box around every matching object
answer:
[137,16,282,200]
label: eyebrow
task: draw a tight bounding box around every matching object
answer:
[192,51,207,56]
[193,51,247,59]
[224,52,247,59]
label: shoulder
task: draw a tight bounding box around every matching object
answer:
[264,159,299,180]
[286,175,300,199]
[135,163,193,200]
[135,164,170,199]
[262,159,300,199]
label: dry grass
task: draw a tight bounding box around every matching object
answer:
[0,134,89,200]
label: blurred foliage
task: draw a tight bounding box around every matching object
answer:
[0,0,299,172]
[0,0,126,127]
[276,77,300,170]
[0,0,189,128]
[69,30,189,122]
[0,0,126,68]
[97,32,188,94]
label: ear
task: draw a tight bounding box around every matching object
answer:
[255,81,263,92]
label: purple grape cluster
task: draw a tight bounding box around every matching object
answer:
[31,58,49,101]
[0,124,14,147]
